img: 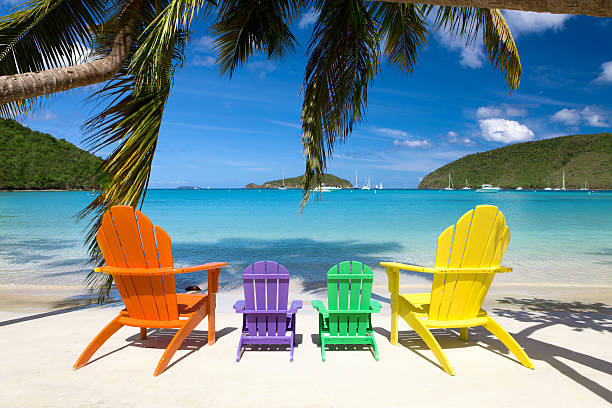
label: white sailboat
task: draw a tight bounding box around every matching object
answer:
[580,180,588,191]
[562,171,566,191]
[278,171,287,190]
[462,178,470,190]
[476,184,500,193]
[444,173,454,190]
[361,177,370,190]
[544,179,552,191]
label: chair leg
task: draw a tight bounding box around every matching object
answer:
[140,328,148,340]
[390,294,399,345]
[320,337,326,362]
[74,315,123,370]
[208,293,216,345]
[371,336,380,361]
[460,327,468,341]
[483,316,535,369]
[154,312,206,376]
[236,336,243,362]
[404,312,455,375]
[289,332,295,362]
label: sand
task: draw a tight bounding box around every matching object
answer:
[0,285,610,407]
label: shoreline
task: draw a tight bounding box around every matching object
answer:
[2,282,610,315]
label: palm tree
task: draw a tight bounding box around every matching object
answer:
[0,0,591,300]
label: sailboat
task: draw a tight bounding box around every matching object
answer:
[544,179,552,191]
[361,177,370,190]
[580,180,588,191]
[278,171,287,190]
[562,171,566,191]
[375,182,383,190]
[444,173,454,190]
[462,178,470,190]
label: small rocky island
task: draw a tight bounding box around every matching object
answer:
[245,173,353,189]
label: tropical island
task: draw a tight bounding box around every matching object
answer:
[419,133,612,189]
[245,173,353,189]
[0,119,107,190]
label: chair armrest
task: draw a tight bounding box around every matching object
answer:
[94,262,228,276]
[380,262,437,274]
[288,300,303,314]
[380,262,512,274]
[233,300,245,313]
[369,299,382,313]
[312,300,327,313]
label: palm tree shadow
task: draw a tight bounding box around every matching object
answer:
[375,297,611,403]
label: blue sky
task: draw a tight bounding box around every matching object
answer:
[6,4,612,188]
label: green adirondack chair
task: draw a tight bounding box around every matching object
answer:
[312,261,382,361]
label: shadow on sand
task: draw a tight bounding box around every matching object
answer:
[375,297,611,403]
[85,326,237,373]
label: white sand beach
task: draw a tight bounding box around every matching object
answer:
[1,284,610,408]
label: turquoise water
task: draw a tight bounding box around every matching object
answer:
[1,189,611,291]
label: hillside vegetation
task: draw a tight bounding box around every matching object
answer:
[419,133,612,189]
[0,119,107,190]
[246,173,353,189]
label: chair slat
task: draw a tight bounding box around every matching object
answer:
[358,264,373,336]
[430,225,454,320]
[348,262,362,336]
[155,225,178,320]
[337,261,350,335]
[327,264,339,336]
[253,262,267,335]
[438,210,473,320]
[136,210,166,320]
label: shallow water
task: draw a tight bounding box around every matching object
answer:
[1,189,611,291]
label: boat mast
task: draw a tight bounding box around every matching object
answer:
[562,171,565,190]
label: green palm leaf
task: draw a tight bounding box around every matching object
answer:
[210,0,304,77]
[300,0,378,208]
[432,6,521,90]
[370,2,428,73]
[78,27,189,302]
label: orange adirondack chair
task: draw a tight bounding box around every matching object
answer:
[73,205,227,376]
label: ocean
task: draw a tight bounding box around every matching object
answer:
[1,189,611,293]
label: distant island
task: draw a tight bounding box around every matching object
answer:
[419,133,612,189]
[246,173,353,189]
[0,119,107,190]
[176,186,202,190]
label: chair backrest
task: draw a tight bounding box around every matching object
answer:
[326,261,373,337]
[96,205,179,321]
[429,205,510,321]
[242,261,290,336]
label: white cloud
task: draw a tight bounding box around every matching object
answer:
[393,139,432,148]
[192,55,216,67]
[193,36,215,52]
[551,108,580,125]
[447,131,475,145]
[594,61,612,84]
[551,106,609,127]
[299,9,319,29]
[476,104,527,119]
[436,31,484,69]
[502,11,572,36]
[247,61,276,79]
[581,106,609,127]
[371,127,409,138]
[267,119,300,129]
[478,118,534,143]
[23,109,58,121]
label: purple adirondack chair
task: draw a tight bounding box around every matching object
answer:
[233,261,302,361]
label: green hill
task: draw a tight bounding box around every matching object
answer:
[246,173,353,189]
[0,119,107,190]
[418,133,612,189]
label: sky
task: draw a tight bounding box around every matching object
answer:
[4,3,612,188]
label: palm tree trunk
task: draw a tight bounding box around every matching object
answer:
[0,1,141,106]
[377,0,612,17]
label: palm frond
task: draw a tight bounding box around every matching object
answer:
[0,0,106,116]
[130,0,215,91]
[78,27,188,302]
[300,0,379,209]
[210,0,304,77]
[370,2,428,74]
[431,6,521,91]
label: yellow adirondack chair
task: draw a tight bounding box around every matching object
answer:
[381,205,534,375]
